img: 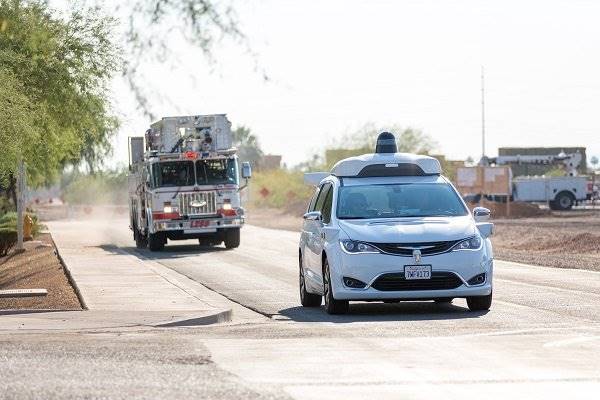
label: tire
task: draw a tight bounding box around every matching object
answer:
[299,254,322,307]
[466,292,492,311]
[323,258,349,315]
[554,191,575,211]
[434,298,454,303]
[148,232,165,251]
[133,223,147,249]
[224,228,240,249]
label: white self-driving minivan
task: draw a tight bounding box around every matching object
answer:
[298,132,494,314]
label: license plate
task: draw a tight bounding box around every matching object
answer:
[191,220,211,228]
[404,265,432,280]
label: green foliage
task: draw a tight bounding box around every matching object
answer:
[232,125,264,166]
[124,0,250,118]
[0,211,43,255]
[321,123,437,169]
[0,0,121,188]
[0,227,16,256]
[0,211,42,236]
[250,170,313,211]
[62,169,128,205]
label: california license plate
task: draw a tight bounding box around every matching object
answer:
[404,265,432,280]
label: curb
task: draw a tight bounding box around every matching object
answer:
[50,235,88,310]
[155,308,232,327]
[0,309,82,316]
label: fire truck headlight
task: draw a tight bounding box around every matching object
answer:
[222,203,232,211]
[163,205,173,213]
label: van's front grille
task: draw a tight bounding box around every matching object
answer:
[371,272,463,291]
[177,191,217,216]
[369,240,460,256]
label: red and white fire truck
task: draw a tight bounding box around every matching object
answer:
[128,114,251,251]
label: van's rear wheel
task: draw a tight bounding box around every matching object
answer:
[148,232,165,251]
[224,228,240,249]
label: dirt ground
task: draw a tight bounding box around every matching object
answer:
[0,233,82,310]
[246,206,600,272]
[492,211,600,271]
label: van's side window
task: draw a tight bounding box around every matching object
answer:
[313,183,332,214]
[307,187,320,212]
[321,186,334,224]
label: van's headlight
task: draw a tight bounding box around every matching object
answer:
[340,240,380,254]
[453,236,482,251]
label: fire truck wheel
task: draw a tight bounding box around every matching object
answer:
[133,223,147,249]
[148,232,165,251]
[224,228,240,249]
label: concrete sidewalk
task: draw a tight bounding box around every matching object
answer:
[0,220,245,331]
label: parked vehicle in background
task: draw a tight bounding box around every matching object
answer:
[512,176,588,211]
[486,151,589,210]
[299,133,494,315]
[128,114,252,251]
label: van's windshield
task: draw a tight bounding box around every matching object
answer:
[337,183,468,219]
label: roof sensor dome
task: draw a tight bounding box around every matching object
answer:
[375,132,397,154]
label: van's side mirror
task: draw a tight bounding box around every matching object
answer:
[303,211,323,222]
[242,162,252,179]
[473,207,491,222]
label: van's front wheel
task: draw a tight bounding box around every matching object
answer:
[323,258,349,315]
[466,292,492,311]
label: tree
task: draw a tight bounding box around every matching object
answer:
[232,125,263,166]
[123,0,259,118]
[325,122,438,168]
[591,156,599,171]
[0,0,120,203]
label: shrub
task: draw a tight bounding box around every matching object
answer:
[0,212,43,238]
[250,169,314,213]
[62,170,128,205]
[0,226,17,256]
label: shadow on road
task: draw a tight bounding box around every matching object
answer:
[278,302,488,323]
[98,243,227,261]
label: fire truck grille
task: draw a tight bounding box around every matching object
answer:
[177,192,217,216]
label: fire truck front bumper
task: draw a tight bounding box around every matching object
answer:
[152,216,244,235]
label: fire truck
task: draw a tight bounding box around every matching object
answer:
[128,114,251,251]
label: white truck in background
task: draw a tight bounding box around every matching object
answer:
[487,152,589,210]
[128,114,252,251]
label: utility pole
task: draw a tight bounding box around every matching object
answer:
[16,160,26,252]
[481,66,486,159]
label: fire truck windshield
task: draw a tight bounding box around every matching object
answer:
[151,161,195,188]
[196,159,238,186]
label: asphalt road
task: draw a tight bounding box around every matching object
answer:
[2,218,600,399]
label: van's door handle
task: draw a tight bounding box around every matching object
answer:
[320,232,326,239]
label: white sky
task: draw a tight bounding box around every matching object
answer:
[109,0,600,168]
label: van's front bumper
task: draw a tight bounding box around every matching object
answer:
[328,242,493,300]
[333,282,492,300]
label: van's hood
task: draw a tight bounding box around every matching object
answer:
[338,216,476,243]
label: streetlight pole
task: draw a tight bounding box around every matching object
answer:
[481,66,486,159]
